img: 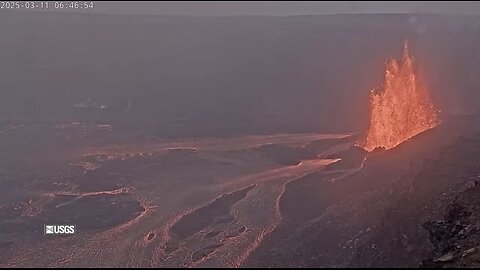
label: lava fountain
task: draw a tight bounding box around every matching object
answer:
[360,42,441,152]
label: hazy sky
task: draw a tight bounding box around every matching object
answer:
[64,1,480,16]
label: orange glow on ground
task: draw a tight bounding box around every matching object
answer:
[360,42,440,152]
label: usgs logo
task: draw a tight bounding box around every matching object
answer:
[44,225,75,235]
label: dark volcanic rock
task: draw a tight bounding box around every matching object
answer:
[246,116,480,268]
[422,181,480,268]
[170,185,255,241]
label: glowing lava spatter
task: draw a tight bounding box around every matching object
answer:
[360,42,440,152]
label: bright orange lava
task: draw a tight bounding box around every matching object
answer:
[360,42,440,152]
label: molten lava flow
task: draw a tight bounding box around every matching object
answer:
[360,42,440,152]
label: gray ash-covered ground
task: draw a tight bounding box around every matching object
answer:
[245,114,480,268]
[1,114,480,267]
[0,121,350,267]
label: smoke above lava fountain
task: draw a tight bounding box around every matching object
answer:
[359,42,441,152]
